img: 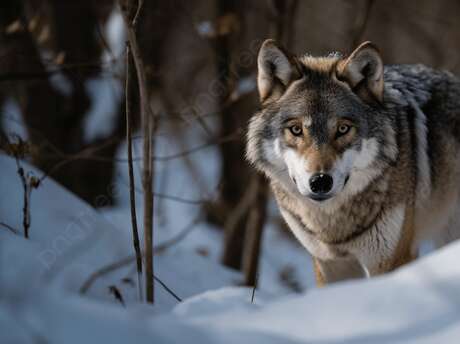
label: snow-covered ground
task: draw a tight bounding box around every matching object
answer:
[2,129,460,342]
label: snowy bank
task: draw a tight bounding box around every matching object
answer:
[2,154,460,343]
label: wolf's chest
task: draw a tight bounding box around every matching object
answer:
[273,183,406,272]
[274,187,383,244]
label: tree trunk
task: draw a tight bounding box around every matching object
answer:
[242,174,267,286]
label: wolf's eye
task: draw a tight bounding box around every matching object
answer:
[289,125,303,136]
[337,124,351,136]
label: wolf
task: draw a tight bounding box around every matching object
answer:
[246,39,460,286]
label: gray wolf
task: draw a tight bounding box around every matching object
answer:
[246,39,460,285]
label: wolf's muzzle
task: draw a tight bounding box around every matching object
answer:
[309,173,334,195]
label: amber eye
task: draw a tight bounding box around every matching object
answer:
[337,124,351,137]
[289,125,303,136]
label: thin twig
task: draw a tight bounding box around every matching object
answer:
[108,285,126,307]
[126,43,143,301]
[79,213,202,294]
[154,210,203,254]
[79,254,135,294]
[116,175,211,204]
[242,174,267,286]
[1,135,34,238]
[98,131,239,163]
[154,275,182,302]
[18,167,29,238]
[151,133,239,161]
[120,0,156,303]
[0,222,19,234]
[1,121,240,174]
[0,59,120,82]
[36,134,123,183]
[251,273,259,304]
[153,192,209,205]
[132,0,144,26]
[144,111,155,304]
[95,21,116,62]
[14,157,31,239]
[15,133,238,166]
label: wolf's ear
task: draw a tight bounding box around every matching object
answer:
[336,41,384,103]
[257,39,300,103]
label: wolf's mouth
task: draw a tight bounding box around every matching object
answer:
[308,194,332,202]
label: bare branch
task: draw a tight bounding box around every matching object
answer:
[126,43,144,301]
[251,273,259,304]
[79,212,201,297]
[242,174,267,286]
[79,254,135,294]
[0,221,19,234]
[154,275,182,302]
[132,0,144,27]
[154,210,203,254]
[116,175,211,205]
[120,0,156,303]
[0,59,121,82]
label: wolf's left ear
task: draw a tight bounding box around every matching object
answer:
[336,41,384,103]
[257,39,300,103]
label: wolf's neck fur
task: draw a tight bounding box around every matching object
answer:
[271,166,397,245]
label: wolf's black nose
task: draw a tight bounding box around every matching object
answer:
[309,173,333,194]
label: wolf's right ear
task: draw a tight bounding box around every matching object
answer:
[257,39,300,103]
[336,41,384,104]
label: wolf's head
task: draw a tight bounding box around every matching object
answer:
[247,40,397,206]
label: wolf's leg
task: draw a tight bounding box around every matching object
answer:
[313,257,365,286]
[370,246,416,276]
[367,204,417,276]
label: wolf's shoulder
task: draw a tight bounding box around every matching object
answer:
[383,64,460,107]
[385,64,458,87]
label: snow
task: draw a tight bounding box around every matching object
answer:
[3,140,460,343]
[49,71,73,96]
[83,76,123,143]
[1,98,28,140]
[83,9,125,143]
[196,21,215,38]
[0,149,242,312]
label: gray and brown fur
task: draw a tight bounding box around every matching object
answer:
[247,39,460,285]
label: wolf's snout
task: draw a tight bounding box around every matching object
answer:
[309,173,333,195]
